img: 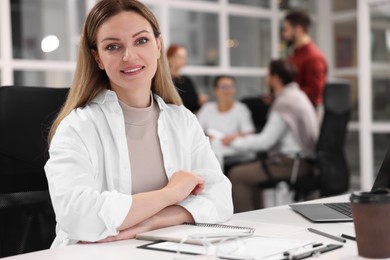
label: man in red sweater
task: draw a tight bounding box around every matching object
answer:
[282,10,327,116]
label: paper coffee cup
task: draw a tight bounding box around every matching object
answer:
[350,189,390,258]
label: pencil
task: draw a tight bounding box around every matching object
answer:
[307,228,346,243]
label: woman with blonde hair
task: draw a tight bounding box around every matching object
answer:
[45,0,232,247]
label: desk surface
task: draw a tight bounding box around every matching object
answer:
[4,194,360,260]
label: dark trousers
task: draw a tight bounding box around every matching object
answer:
[228,157,313,213]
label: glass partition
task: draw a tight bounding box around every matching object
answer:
[229,0,270,8]
[279,0,315,12]
[371,5,390,63]
[146,5,160,22]
[0,2,2,60]
[229,15,271,67]
[182,0,218,2]
[371,3,390,121]
[191,75,214,98]
[372,77,390,121]
[169,8,219,66]
[373,134,390,174]
[335,76,358,121]
[14,70,73,88]
[235,76,267,99]
[345,131,360,183]
[11,0,86,61]
[334,21,357,68]
[332,0,356,12]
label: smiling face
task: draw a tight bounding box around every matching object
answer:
[92,11,161,105]
[214,77,236,104]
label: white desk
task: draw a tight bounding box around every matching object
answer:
[4,194,361,260]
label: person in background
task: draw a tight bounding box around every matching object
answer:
[282,10,327,120]
[226,59,318,213]
[167,44,208,113]
[197,75,255,164]
[45,0,233,247]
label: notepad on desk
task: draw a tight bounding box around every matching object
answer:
[135,223,255,245]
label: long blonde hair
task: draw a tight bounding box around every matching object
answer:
[49,0,181,143]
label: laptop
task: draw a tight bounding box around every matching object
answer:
[289,148,390,222]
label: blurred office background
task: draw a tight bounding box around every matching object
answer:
[0,0,390,191]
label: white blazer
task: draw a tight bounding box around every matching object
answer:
[45,90,233,247]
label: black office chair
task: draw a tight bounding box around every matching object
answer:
[240,96,270,133]
[240,82,351,204]
[0,86,68,257]
[294,81,351,199]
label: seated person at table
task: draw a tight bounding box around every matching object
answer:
[197,75,255,160]
[167,44,208,113]
[226,59,319,213]
[44,0,233,247]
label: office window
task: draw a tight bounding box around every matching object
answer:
[332,0,356,12]
[279,0,315,11]
[372,77,390,121]
[182,0,218,2]
[371,28,390,63]
[14,70,72,88]
[235,76,266,99]
[169,8,219,66]
[146,5,160,21]
[0,4,2,60]
[335,76,358,121]
[229,15,271,67]
[333,21,357,68]
[11,0,86,61]
[191,75,213,98]
[345,131,360,188]
[371,2,390,62]
[229,0,270,8]
[373,134,390,174]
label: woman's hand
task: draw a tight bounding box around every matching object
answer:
[95,227,138,243]
[221,133,241,146]
[96,213,157,243]
[79,228,139,243]
[95,205,194,243]
[164,171,205,204]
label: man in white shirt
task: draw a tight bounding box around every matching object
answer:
[226,59,319,213]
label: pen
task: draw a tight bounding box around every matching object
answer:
[307,228,346,243]
[291,244,343,260]
[283,243,323,256]
[340,233,356,241]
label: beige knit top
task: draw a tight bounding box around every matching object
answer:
[119,97,167,194]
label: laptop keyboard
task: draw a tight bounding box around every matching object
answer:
[324,202,353,217]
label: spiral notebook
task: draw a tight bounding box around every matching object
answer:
[136,223,255,245]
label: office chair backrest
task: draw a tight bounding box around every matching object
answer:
[240,96,270,133]
[0,86,68,257]
[316,82,351,196]
[0,86,68,193]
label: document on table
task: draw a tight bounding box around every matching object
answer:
[139,236,314,260]
[226,220,306,237]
